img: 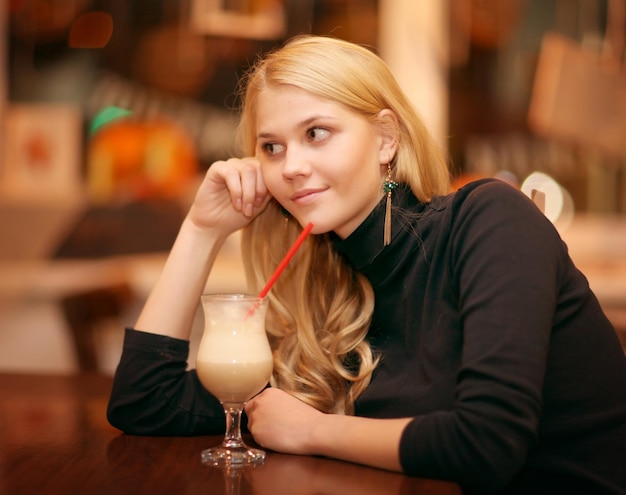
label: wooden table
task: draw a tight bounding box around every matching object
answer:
[0,373,461,495]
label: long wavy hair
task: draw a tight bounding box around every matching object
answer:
[237,35,450,415]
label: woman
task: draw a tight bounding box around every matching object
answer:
[107,35,626,494]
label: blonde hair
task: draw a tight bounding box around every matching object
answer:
[238,35,450,414]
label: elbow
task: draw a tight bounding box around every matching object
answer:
[107,400,150,435]
[106,390,175,435]
[107,387,225,436]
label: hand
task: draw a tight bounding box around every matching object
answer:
[187,157,271,235]
[246,388,411,473]
[245,388,325,455]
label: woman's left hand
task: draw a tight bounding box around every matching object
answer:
[245,388,324,455]
[246,387,410,472]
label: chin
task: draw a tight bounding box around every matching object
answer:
[293,217,328,235]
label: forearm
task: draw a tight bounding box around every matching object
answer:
[246,388,413,472]
[310,414,413,472]
[135,216,228,339]
[107,329,226,435]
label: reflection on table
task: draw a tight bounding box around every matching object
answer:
[0,373,461,495]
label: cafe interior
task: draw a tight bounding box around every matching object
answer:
[0,0,625,376]
[0,1,625,494]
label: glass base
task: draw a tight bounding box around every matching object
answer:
[201,445,266,467]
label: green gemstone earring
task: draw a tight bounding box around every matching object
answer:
[383,163,397,246]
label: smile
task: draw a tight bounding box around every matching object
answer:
[291,188,328,205]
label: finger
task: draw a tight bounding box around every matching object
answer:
[204,160,240,210]
[244,397,254,413]
[217,158,263,216]
[239,157,269,216]
[253,162,268,203]
[240,164,261,217]
[217,161,248,213]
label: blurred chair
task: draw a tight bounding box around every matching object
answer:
[53,197,185,372]
[61,282,133,372]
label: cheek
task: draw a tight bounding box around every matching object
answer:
[260,165,283,197]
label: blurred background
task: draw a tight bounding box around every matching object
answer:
[0,0,624,375]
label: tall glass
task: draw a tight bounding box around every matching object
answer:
[197,293,273,466]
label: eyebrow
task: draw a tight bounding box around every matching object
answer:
[257,115,335,139]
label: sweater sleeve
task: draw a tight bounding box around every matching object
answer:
[399,181,564,491]
[107,328,226,435]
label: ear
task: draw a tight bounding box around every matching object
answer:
[375,109,400,164]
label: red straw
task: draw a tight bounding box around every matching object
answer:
[259,222,314,298]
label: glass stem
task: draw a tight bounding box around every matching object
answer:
[223,467,243,495]
[222,405,245,449]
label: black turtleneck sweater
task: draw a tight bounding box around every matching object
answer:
[108,179,626,494]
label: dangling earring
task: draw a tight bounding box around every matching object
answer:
[383,163,397,246]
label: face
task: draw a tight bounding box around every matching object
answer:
[255,85,393,239]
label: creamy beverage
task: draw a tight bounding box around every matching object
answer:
[197,358,273,404]
[197,293,272,466]
[197,297,273,405]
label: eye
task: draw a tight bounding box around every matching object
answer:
[306,127,330,142]
[261,142,285,156]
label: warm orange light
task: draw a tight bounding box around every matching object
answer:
[68,11,114,48]
[87,117,198,203]
[450,173,486,192]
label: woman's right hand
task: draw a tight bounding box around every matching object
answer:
[133,157,271,339]
[187,157,271,236]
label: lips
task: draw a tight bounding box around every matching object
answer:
[290,187,328,205]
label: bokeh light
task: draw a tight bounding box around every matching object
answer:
[521,171,574,230]
[68,11,114,49]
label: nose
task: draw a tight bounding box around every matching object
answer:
[281,146,312,181]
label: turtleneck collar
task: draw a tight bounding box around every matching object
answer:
[332,184,425,271]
